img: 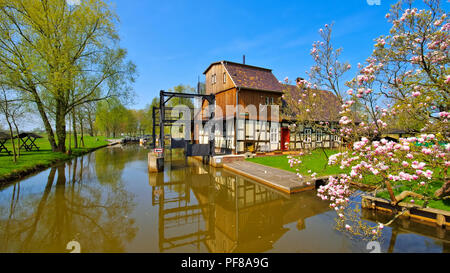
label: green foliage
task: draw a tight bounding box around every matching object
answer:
[246,149,343,177]
[0,0,136,152]
[168,84,195,108]
[95,99,127,138]
[142,97,160,135]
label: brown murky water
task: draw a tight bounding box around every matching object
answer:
[0,145,448,253]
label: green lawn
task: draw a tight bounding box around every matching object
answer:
[0,134,110,181]
[246,149,344,177]
[246,149,450,212]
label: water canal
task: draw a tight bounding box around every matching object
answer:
[0,145,448,253]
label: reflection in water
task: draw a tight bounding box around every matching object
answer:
[150,159,331,253]
[0,146,139,253]
[361,208,450,253]
[0,145,448,253]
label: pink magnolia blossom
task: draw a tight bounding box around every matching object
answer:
[439,112,449,118]
[423,170,433,179]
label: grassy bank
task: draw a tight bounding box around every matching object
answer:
[246,149,343,177]
[246,150,449,211]
[0,135,110,182]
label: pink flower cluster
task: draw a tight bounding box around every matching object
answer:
[329,135,446,186]
[317,176,351,212]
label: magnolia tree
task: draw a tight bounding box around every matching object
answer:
[282,23,351,157]
[308,23,352,103]
[292,0,449,240]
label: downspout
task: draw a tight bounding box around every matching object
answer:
[235,87,240,154]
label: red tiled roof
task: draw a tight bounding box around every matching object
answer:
[282,84,342,122]
[224,61,283,92]
[204,61,283,93]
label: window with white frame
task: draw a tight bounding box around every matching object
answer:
[270,125,279,144]
[316,129,322,142]
[223,72,227,84]
[334,134,340,142]
[304,128,312,143]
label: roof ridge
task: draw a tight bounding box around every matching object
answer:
[221,61,238,88]
[204,60,273,74]
[222,60,273,71]
[283,84,338,96]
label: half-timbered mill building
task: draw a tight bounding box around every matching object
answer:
[198,60,342,154]
[280,82,342,151]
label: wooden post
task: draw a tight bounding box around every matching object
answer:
[148,152,164,173]
[152,106,156,148]
[160,90,165,150]
[436,214,446,228]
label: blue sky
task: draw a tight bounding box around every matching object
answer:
[112,0,445,109]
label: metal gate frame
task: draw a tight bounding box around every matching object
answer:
[152,90,216,157]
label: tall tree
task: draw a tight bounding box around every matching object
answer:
[315,0,449,238]
[308,23,352,103]
[0,87,22,161]
[95,98,127,138]
[142,97,160,136]
[168,84,195,108]
[0,0,136,153]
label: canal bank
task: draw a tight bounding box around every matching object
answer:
[362,194,450,230]
[0,140,119,185]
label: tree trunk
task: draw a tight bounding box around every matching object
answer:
[12,117,20,157]
[55,101,67,153]
[434,181,450,199]
[87,111,95,137]
[395,191,424,203]
[0,91,17,162]
[384,180,397,204]
[72,108,78,149]
[6,119,17,162]
[79,113,85,147]
[32,91,57,151]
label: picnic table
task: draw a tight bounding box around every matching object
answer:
[17,132,43,151]
[0,132,12,155]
